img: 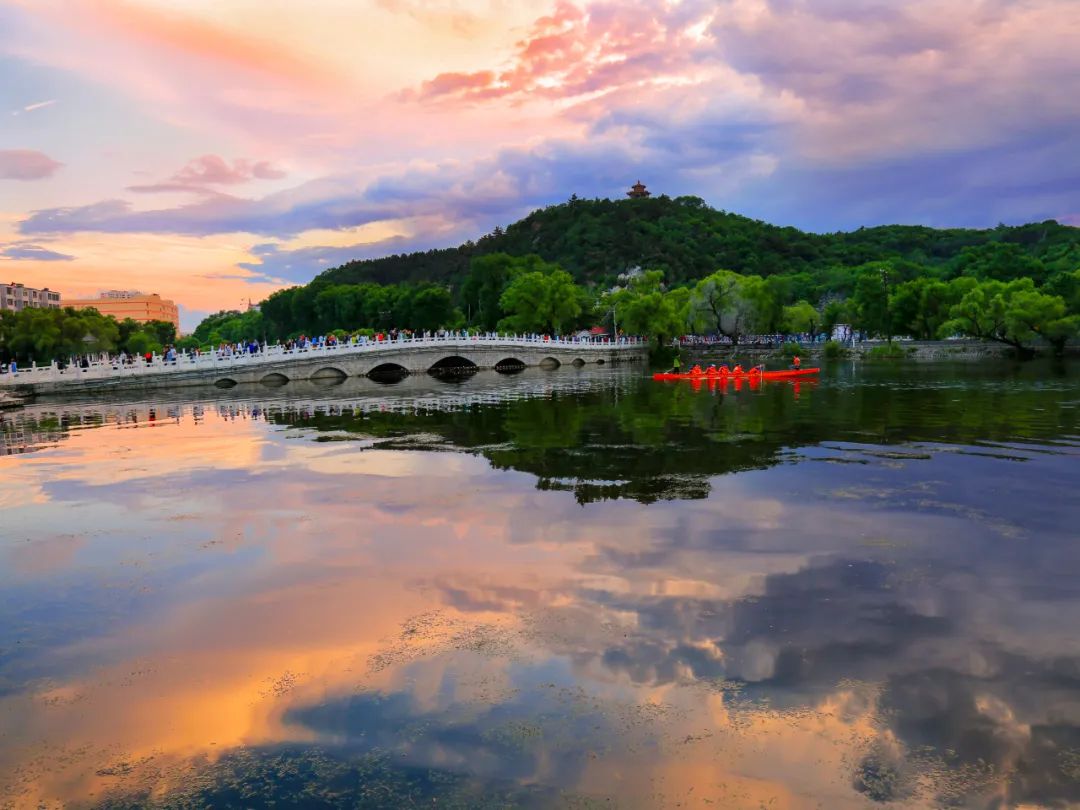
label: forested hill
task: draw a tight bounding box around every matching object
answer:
[317,195,1080,289]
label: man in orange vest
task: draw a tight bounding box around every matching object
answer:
[791,355,801,370]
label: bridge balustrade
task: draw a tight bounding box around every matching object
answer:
[0,334,644,387]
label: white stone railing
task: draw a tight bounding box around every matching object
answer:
[0,334,645,387]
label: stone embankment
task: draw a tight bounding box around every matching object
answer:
[0,390,27,410]
[683,340,1064,362]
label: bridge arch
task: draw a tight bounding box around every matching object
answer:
[260,372,289,386]
[368,362,409,383]
[539,357,561,369]
[428,355,479,376]
[310,366,347,385]
[214,378,238,388]
[494,357,526,374]
[571,358,586,367]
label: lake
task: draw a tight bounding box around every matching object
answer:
[1,361,1078,808]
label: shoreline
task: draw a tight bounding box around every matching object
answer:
[683,339,1077,362]
[0,390,28,410]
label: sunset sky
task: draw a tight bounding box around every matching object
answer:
[2,0,1079,330]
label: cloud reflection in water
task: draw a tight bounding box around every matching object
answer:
[0,365,1078,807]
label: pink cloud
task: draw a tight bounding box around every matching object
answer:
[2,1,352,156]
[406,1,714,105]
[251,161,286,180]
[416,70,499,100]
[0,149,63,181]
[129,155,288,194]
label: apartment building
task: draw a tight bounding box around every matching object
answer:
[65,290,180,331]
[0,282,62,313]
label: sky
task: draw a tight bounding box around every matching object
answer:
[1,0,1079,331]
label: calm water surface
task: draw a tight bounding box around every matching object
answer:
[1,362,1078,809]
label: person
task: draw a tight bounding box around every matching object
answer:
[791,354,802,370]
[706,364,718,375]
[690,364,703,375]
[718,364,730,374]
[732,363,744,374]
[671,354,682,374]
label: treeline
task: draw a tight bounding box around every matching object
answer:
[616,266,1080,356]
[196,252,1080,358]
[199,254,588,342]
[0,306,177,364]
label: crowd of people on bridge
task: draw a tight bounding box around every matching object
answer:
[1,328,636,377]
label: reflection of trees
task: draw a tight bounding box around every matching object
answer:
[270,366,1079,504]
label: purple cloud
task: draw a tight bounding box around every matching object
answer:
[0,241,75,261]
[19,137,653,240]
[0,149,62,181]
[238,232,473,284]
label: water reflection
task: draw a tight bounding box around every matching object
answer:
[0,364,1078,808]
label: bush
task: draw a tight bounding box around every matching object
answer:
[867,342,907,359]
[823,340,849,359]
[779,341,804,358]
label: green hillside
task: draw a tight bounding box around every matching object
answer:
[317,195,1080,289]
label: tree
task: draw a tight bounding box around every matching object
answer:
[942,280,1010,344]
[408,285,456,331]
[851,263,893,340]
[888,278,968,340]
[143,320,177,347]
[461,253,515,330]
[687,270,764,344]
[260,288,300,337]
[758,275,792,333]
[0,306,120,365]
[940,278,1072,357]
[498,266,584,334]
[950,242,1047,284]
[1045,269,1080,314]
[611,270,690,347]
[782,300,821,340]
[821,299,850,341]
[1003,281,1080,356]
[124,330,161,356]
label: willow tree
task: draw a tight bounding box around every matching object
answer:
[688,270,766,344]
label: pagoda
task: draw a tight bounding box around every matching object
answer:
[627,180,650,199]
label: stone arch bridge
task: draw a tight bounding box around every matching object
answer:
[1,336,647,396]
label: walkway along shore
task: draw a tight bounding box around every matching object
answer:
[682,339,1075,362]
